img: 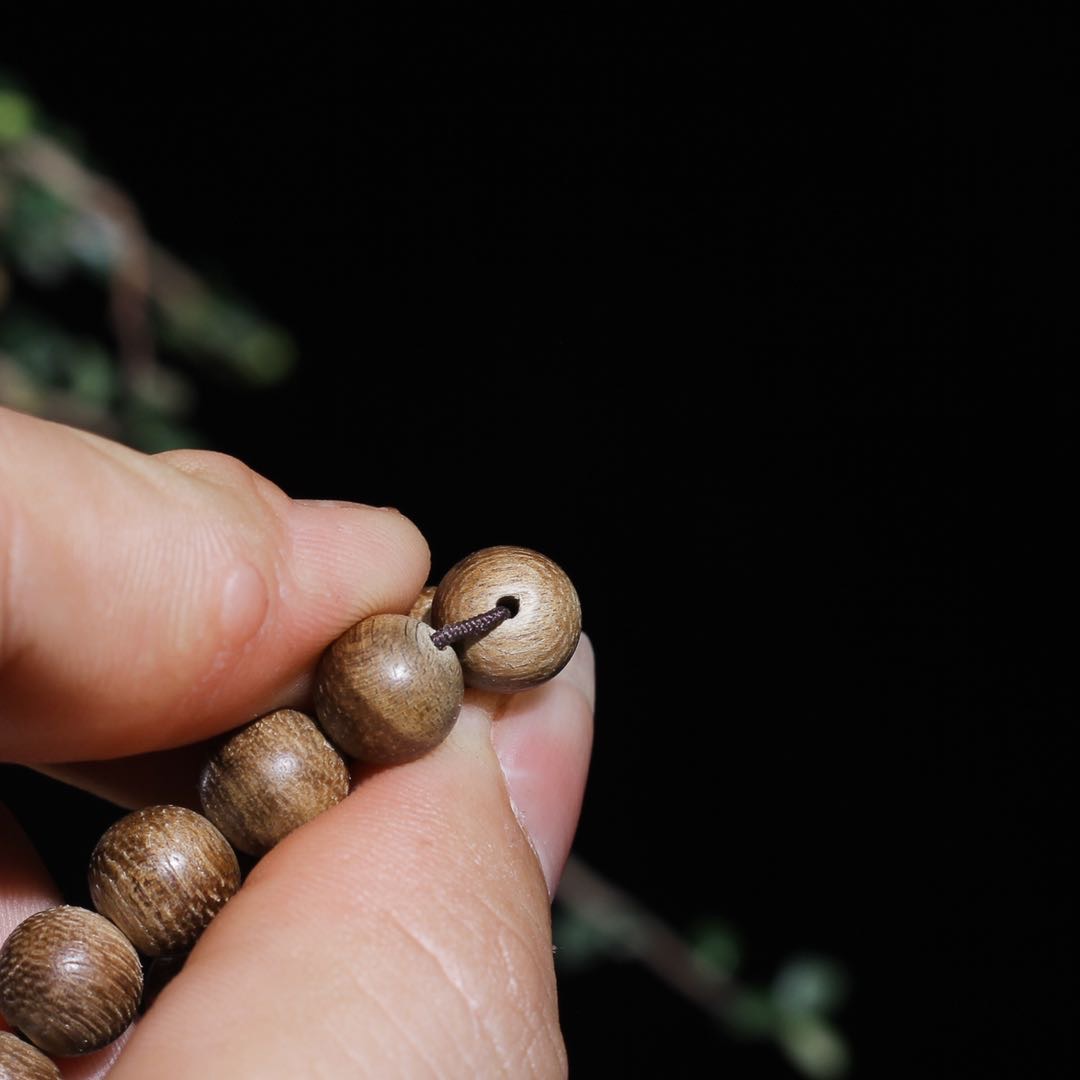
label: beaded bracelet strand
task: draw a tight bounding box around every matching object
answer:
[0,546,581,1076]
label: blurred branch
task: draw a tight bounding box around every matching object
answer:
[556,854,851,1079]
[2,76,851,1080]
[558,853,737,1017]
[5,133,156,380]
[2,128,294,385]
[0,80,295,450]
[0,348,120,435]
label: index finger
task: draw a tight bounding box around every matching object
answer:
[0,407,429,764]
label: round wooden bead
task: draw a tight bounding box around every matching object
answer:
[88,805,240,957]
[408,585,438,625]
[431,546,581,692]
[199,708,351,856]
[314,613,464,764]
[0,1031,62,1078]
[0,906,142,1057]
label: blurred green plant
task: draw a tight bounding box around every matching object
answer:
[0,76,294,450]
[555,858,850,1078]
[0,76,851,1077]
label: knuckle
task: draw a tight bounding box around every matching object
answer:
[157,449,289,513]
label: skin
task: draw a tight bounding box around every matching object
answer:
[0,405,594,1078]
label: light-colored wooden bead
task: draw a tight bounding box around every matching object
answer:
[408,585,438,625]
[88,805,240,957]
[432,546,581,692]
[314,613,464,764]
[199,708,351,856]
[0,906,141,1057]
[0,1030,62,1078]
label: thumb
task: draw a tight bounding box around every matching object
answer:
[107,658,595,1078]
[0,406,430,763]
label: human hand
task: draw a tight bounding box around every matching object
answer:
[0,405,594,1078]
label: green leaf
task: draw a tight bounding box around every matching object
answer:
[121,398,202,452]
[0,90,34,144]
[777,1016,850,1079]
[68,349,117,407]
[724,989,778,1039]
[5,181,78,283]
[66,210,124,274]
[129,366,195,416]
[232,324,295,384]
[772,956,848,1017]
[691,919,742,976]
[157,292,295,385]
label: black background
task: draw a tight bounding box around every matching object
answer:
[1,9,1072,1078]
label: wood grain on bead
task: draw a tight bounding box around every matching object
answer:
[431,546,582,692]
[314,613,464,764]
[199,709,351,856]
[0,1031,62,1079]
[88,805,240,957]
[0,906,141,1057]
[408,585,438,625]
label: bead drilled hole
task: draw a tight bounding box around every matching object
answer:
[429,602,517,650]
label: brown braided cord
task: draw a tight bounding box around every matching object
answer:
[430,605,513,650]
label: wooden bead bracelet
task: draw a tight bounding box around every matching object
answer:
[0,546,581,1074]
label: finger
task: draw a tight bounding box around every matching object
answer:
[0,407,429,764]
[35,635,596,884]
[0,804,132,1078]
[491,634,595,895]
[106,651,595,1078]
[32,742,213,812]
[0,804,55,935]
[32,676,320,809]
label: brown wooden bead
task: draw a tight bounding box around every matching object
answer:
[408,585,438,625]
[0,1031,62,1078]
[199,708,351,856]
[0,906,141,1057]
[314,613,464,764]
[88,805,240,957]
[432,546,581,692]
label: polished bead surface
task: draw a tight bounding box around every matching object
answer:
[431,546,581,692]
[0,906,142,1057]
[314,613,464,764]
[199,708,351,856]
[88,805,240,957]
[0,1030,62,1078]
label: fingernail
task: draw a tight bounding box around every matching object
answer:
[293,498,395,512]
[490,639,595,896]
[558,633,596,710]
[445,691,501,753]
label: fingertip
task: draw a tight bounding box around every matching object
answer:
[490,641,596,897]
[560,632,596,711]
[0,420,436,764]
[284,500,431,633]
